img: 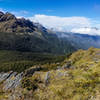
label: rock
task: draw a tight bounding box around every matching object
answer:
[0,66,42,91]
[57,66,62,70]
[0,71,13,82]
[57,71,69,77]
[44,72,50,85]
[0,72,24,91]
[0,11,4,18]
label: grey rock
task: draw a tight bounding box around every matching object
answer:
[0,72,24,91]
[57,66,62,70]
[57,71,69,77]
[44,72,50,85]
[0,71,13,82]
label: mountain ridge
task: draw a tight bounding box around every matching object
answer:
[55,31,100,49]
[0,11,76,54]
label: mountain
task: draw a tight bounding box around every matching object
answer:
[56,30,100,50]
[0,11,76,54]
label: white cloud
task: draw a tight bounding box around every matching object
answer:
[0,8,6,12]
[71,27,100,35]
[29,14,100,35]
[29,14,91,32]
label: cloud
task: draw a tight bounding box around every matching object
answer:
[71,27,100,35]
[29,14,91,32]
[0,8,6,12]
[29,14,100,35]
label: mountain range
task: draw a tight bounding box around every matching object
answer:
[0,11,100,54]
[0,11,75,54]
[56,31,100,49]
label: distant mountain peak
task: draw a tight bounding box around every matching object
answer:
[0,11,38,33]
[0,12,16,22]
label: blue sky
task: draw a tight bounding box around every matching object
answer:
[0,0,100,18]
[1,0,100,35]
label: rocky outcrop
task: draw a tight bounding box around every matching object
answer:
[0,66,43,91]
[44,71,50,85]
[0,71,23,91]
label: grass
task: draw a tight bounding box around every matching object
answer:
[21,48,100,100]
[0,50,66,72]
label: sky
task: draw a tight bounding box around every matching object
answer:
[1,0,100,35]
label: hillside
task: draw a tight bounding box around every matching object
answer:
[22,47,100,100]
[0,48,100,100]
[0,11,76,54]
[56,31,100,49]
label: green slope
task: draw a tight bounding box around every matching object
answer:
[0,50,66,72]
[21,47,100,100]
